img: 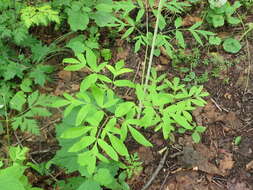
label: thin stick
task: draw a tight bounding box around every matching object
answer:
[141,148,169,190]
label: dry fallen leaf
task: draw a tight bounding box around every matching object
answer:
[57,70,72,81]
[219,152,234,176]
[246,160,253,171]
[182,15,202,26]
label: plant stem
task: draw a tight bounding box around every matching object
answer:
[143,0,163,93]
[2,95,10,145]
[137,0,164,117]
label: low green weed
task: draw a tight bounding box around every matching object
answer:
[0,146,42,190]
[52,50,209,177]
[207,0,241,28]
[1,91,54,135]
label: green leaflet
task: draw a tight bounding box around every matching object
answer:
[69,136,96,152]
[10,91,26,111]
[108,134,129,156]
[61,126,92,139]
[115,102,135,117]
[80,74,98,92]
[98,139,119,161]
[128,126,152,147]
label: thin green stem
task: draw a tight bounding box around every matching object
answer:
[143,0,164,93]
[141,0,150,86]
[2,95,10,145]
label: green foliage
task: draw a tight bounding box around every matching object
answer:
[223,38,242,53]
[7,91,53,134]
[55,163,129,190]
[234,136,242,146]
[0,146,42,190]
[207,1,241,27]
[122,153,143,179]
[53,0,115,32]
[53,46,209,176]
[21,4,60,28]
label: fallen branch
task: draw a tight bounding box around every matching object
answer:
[141,148,169,190]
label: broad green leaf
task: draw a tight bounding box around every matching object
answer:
[86,111,104,126]
[51,99,70,108]
[86,49,97,71]
[106,65,116,76]
[189,21,202,30]
[122,27,134,39]
[97,74,112,83]
[114,80,135,88]
[174,17,182,28]
[136,9,145,22]
[176,30,185,48]
[80,74,98,92]
[182,111,192,122]
[93,11,114,27]
[77,179,101,190]
[234,136,241,145]
[63,58,80,64]
[223,38,242,53]
[93,168,114,186]
[172,113,193,129]
[115,102,135,117]
[97,139,119,161]
[101,117,117,138]
[78,151,96,174]
[115,68,133,77]
[91,85,104,107]
[69,136,96,152]
[67,9,89,31]
[108,134,129,156]
[191,99,205,106]
[128,126,152,147]
[195,126,206,133]
[212,15,224,27]
[61,126,90,139]
[191,31,203,45]
[76,105,91,126]
[192,132,201,143]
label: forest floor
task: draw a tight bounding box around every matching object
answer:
[7,6,253,190]
[16,28,252,190]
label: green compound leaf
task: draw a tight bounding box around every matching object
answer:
[10,91,26,112]
[223,38,242,53]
